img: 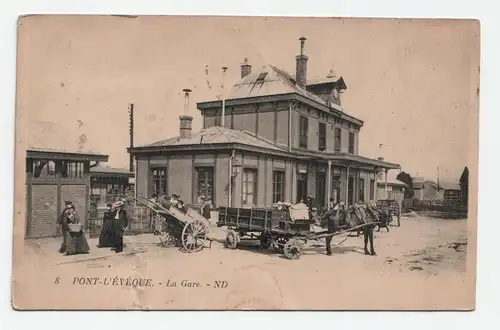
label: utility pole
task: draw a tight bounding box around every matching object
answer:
[220,66,228,128]
[128,103,134,173]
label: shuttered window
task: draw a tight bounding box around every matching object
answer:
[318,122,326,151]
[299,116,308,149]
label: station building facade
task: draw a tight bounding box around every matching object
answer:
[128,38,400,210]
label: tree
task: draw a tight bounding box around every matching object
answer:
[459,167,469,205]
[396,171,414,198]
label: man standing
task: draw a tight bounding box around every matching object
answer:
[149,194,159,234]
[325,203,341,256]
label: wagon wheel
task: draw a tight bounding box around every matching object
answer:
[160,231,178,247]
[273,236,287,252]
[259,233,273,249]
[283,238,303,260]
[226,229,238,249]
[181,220,206,253]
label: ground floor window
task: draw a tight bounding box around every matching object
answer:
[297,172,308,203]
[196,167,214,204]
[151,167,167,196]
[242,169,258,205]
[272,171,285,203]
[359,178,365,202]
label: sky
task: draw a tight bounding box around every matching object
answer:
[16,15,479,183]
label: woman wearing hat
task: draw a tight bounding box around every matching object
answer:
[110,200,129,253]
[58,201,90,255]
[97,203,115,248]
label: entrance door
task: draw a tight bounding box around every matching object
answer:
[348,177,354,204]
[316,171,326,209]
[332,175,341,203]
[297,172,308,203]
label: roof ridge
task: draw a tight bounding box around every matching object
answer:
[241,129,279,147]
[215,126,232,143]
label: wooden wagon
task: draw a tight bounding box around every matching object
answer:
[217,204,376,260]
[135,196,212,253]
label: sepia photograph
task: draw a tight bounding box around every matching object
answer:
[12,15,479,310]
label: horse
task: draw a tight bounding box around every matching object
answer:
[365,200,390,233]
[321,202,377,256]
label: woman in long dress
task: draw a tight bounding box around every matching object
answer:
[110,200,129,253]
[58,201,90,256]
[97,203,115,248]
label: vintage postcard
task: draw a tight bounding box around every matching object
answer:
[12,15,479,310]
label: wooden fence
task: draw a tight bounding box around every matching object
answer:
[403,198,468,217]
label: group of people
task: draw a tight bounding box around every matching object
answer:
[57,198,130,256]
[148,193,212,235]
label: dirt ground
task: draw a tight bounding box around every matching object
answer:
[12,214,473,310]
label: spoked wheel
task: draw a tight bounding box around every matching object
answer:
[274,236,288,252]
[181,220,206,253]
[226,229,238,249]
[283,238,303,260]
[160,231,178,247]
[259,233,273,249]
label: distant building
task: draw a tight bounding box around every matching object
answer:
[89,165,135,209]
[23,120,125,238]
[439,182,462,204]
[412,177,442,200]
[25,148,108,238]
[128,37,400,209]
[376,170,407,203]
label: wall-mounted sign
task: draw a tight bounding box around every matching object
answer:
[297,164,307,173]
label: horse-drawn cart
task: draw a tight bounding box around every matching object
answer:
[217,203,378,260]
[375,199,401,227]
[135,196,212,253]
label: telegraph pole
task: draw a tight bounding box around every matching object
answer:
[221,66,228,128]
[129,103,134,173]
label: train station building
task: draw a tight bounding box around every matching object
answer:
[128,37,400,210]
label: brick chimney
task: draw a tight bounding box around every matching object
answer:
[295,37,308,89]
[241,57,252,78]
[180,89,193,139]
[377,157,385,181]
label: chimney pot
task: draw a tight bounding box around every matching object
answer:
[180,89,193,139]
[179,115,194,139]
[241,57,252,79]
[377,157,384,161]
[295,37,308,89]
